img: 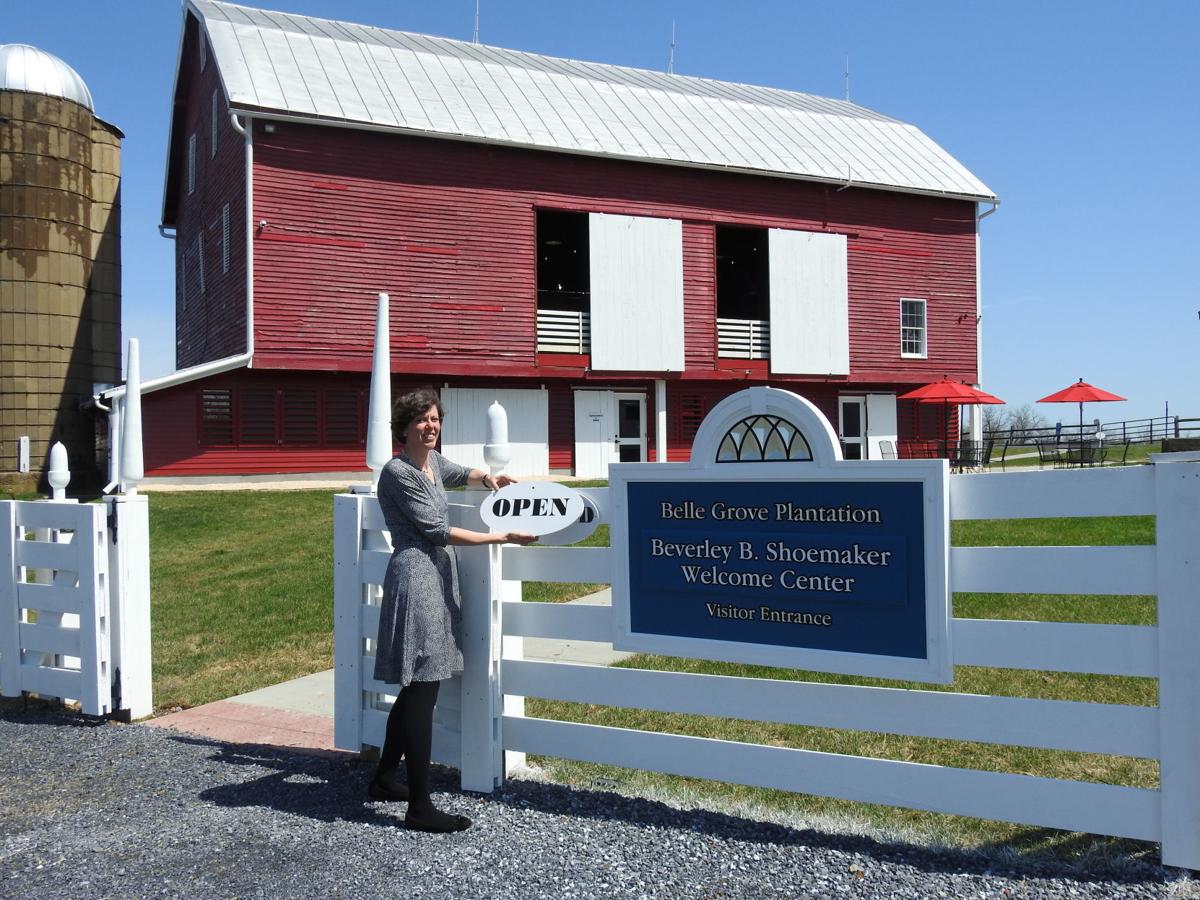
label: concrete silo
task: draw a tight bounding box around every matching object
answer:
[1,44,121,494]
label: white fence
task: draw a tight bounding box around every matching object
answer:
[334,457,1200,868]
[0,501,112,715]
[0,494,152,720]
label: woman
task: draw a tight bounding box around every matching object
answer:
[370,388,534,833]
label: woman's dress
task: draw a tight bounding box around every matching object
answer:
[373,451,471,687]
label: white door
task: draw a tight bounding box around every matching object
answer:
[864,393,898,460]
[612,393,647,464]
[573,390,611,478]
[839,396,867,460]
[573,390,647,477]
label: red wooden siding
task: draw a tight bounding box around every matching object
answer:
[244,125,978,386]
[143,368,949,477]
[173,24,247,369]
[683,222,717,373]
[547,384,574,472]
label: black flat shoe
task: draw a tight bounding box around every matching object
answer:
[367,769,410,802]
[405,808,472,833]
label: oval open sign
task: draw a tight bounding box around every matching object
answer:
[480,482,585,536]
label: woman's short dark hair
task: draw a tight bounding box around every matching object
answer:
[392,389,444,441]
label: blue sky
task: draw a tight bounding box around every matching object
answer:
[7,1,1197,424]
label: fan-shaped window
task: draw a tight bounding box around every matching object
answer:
[716,415,812,462]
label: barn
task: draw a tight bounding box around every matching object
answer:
[123,0,996,480]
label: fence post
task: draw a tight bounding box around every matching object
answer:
[75,503,111,717]
[0,502,19,698]
[103,494,153,719]
[333,493,365,751]
[457,491,503,792]
[1155,458,1200,869]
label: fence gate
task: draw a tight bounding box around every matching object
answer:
[0,501,112,715]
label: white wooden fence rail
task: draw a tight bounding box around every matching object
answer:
[333,458,1200,869]
[0,501,111,716]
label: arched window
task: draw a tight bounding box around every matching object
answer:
[716,415,812,463]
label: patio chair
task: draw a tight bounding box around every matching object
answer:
[878,439,897,460]
[979,438,996,470]
[1037,440,1064,469]
[951,439,980,472]
[994,440,1010,471]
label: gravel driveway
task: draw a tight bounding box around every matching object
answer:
[0,701,1188,898]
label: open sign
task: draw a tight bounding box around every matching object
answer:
[480,482,586,536]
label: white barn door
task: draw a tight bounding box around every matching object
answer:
[572,390,612,479]
[865,393,899,460]
[768,229,849,376]
[588,213,684,372]
[440,387,549,477]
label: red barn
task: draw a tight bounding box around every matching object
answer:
[129,0,996,480]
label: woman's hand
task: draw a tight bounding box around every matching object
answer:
[481,473,519,491]
[502,532,537,545]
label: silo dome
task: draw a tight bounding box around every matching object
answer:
[0,43,94,111]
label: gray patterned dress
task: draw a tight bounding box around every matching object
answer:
[373,451,472,688]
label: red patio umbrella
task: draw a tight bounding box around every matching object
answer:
[898,377,1005,449]
[1037,378,1126,436]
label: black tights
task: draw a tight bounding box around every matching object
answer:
[377,679,440,811]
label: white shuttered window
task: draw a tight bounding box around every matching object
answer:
[588,213,684,372]
[768,229,849,375]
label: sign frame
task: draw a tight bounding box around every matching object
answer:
[608,387,952,684]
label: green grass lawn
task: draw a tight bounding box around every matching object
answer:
[149,489,337,709]
[147,486,1159,861]
[995,441,1161,469]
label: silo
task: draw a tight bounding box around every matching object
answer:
[0,44,121,495]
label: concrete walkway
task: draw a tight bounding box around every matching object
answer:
[145,589,629,754]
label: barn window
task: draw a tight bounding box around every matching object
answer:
[325,390,365,446]
[199,385,367,448]
[716,415,812,463]
[901,298,927,358]
[238,389,276,445]
[221,204,230,274]
[672,392,703,446]
[281,389,320,445]
[187,134,197,195]
[211,90,219,157]
[716,225,770,359]
[199,31,207,71]
[199,389,234,446]
[196,234,206,296]
[536,210,590,353]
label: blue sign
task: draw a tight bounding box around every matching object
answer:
[626,480,927,660]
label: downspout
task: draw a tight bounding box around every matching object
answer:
[229,111,255,360]
[973,201,999,442]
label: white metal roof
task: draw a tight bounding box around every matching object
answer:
[0,44,94,111]
[188,0,995,202]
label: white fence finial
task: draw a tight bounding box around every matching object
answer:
[483,400,510,476]
[120,338,144,494]
[47,441,70,500]
[366,293,393,490]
